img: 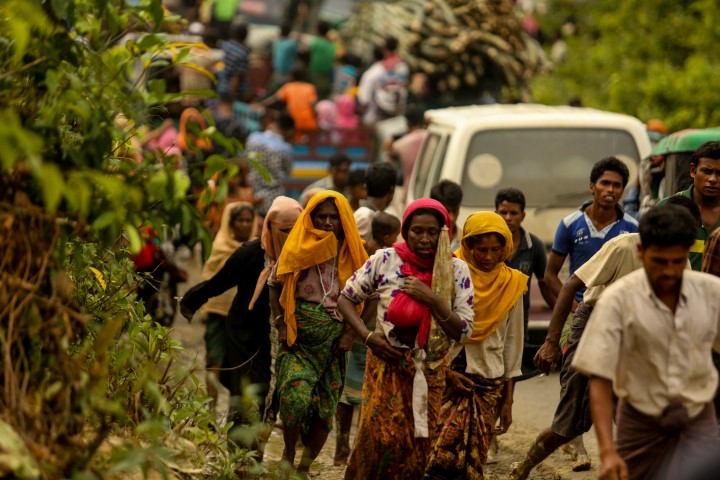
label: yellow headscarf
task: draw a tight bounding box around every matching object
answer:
[201,202,257,314]
[276,190,368,346]
[455,212,528,343]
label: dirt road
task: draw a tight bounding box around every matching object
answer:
[173,248,598,480]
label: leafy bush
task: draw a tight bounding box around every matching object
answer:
[0,0,254,477]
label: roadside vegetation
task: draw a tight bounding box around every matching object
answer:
[0,1,255,477]
[532,0,720,131]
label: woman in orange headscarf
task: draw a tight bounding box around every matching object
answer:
[426,211,528,480]
[268,190,367,476]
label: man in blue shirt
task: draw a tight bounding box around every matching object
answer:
[510,156,639,480]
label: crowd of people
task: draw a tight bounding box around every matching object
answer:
[172,130,720,480]
[135,7,720,480]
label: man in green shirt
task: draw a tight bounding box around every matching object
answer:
[308,20,335,99]
[657,141,720,270]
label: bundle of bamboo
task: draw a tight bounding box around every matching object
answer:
[341,0,550,100]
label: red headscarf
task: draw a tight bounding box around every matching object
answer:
[387,199,451,348]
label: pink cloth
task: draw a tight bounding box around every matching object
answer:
[335,95,359,130]
[315,100,337,130]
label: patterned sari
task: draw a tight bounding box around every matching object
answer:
[344,349,446,480]
[425,368,504,480]
[275,300,346,433]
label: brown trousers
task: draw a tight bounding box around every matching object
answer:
[616,400,719,479]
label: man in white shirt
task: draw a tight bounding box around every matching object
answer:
[573,204,720,480]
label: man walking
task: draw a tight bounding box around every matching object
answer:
[657,140,720,270]
[573,204,720,480]
[510,157,638,479]
[495,188,554,375]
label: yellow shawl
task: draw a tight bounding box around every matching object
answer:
[276,190,368,346]
[201,202,257,315]
[455,212,528,343]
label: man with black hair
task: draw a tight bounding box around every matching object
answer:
[247,113,296,218]
[495,188,553,374]
[301,154,351,199]
[217,23,250,100]
[511,157,638,479]
[430,180,463,250]
[354,162,398,243]
[657,140,720,270]
[346,168,367,212]
[573,204,720,480]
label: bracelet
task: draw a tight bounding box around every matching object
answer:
[364,331,374,345]
[274,314,284,324]
[438,308,453,323]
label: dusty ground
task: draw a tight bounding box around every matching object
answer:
[173,247,598,480]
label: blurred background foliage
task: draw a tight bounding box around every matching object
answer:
[531,0,720,131]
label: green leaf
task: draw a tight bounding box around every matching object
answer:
[92,212,116,231]
[51,0,77,28]
[123,223,143,254]
[38,163,65,213]
[205,154,226,178]
[172,170,190,200]
[136,33,165,51]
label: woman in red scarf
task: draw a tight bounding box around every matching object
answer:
[338,199,476,480]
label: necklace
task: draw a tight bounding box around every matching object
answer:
[316,257,337,310]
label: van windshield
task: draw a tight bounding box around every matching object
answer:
[461,128,640,208]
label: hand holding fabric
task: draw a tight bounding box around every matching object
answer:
[366,332,404,362]
[400,275,435,304]
[534,339,560,375]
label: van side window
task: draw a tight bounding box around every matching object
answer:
[413,133,440,199]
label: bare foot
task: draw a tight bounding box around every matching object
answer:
[572,452,592,471]
[508,461,531,480]
[561,442,578,461]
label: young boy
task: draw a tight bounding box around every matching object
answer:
[365,212,401,255]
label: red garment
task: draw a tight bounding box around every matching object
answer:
[386,198,451,348]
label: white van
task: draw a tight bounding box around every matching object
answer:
[406,104,651,245]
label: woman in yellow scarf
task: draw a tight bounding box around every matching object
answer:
[426,211,528,480]
[268,190,367,476]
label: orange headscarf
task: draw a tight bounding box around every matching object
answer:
[276,191,368,346]
[178,107,212,151]
[455,212,528,343]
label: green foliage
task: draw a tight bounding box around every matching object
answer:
[531,0,720,131]
[0,0,256,478]
[0,0,223,253]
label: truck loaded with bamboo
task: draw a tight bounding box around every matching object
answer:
[341,0,550,102]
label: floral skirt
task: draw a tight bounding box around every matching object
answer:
[344,348,445,480]
[425,374,504,480]
[276,300,346,433]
